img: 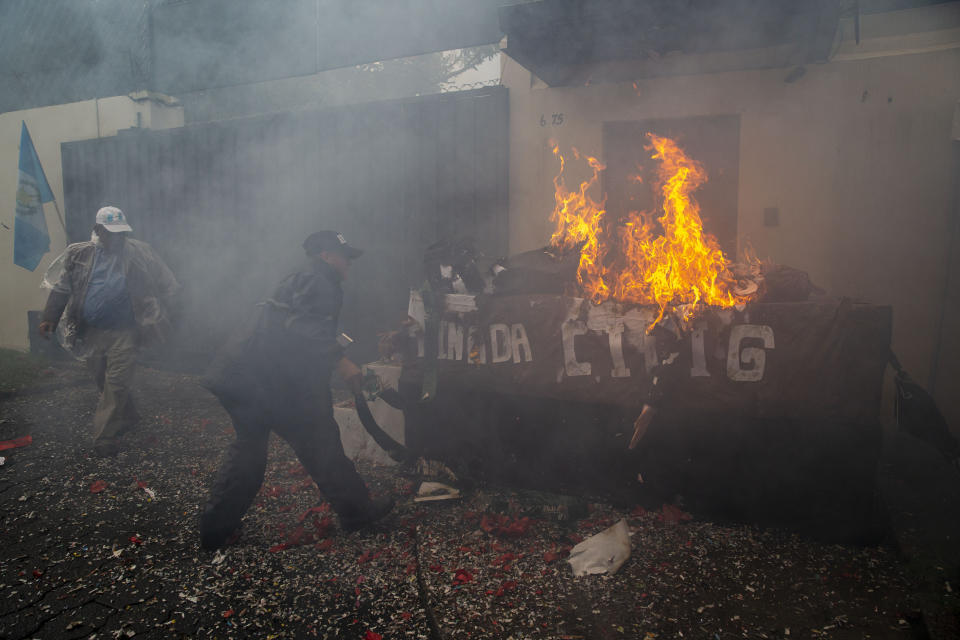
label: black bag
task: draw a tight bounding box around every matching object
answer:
[890,352,960,465]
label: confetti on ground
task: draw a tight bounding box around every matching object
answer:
[0,362,952,638]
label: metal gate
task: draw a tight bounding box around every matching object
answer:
[61,87,509,367]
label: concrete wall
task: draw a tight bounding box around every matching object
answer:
[502,4,960,427]
[0,95,184,351]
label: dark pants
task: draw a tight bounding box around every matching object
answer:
[199,381,371,548]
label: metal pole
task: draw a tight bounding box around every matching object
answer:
[50,199,67,243]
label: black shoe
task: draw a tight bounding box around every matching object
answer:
[92,441,119,458]
[200,521,242,551]
[340,496,395,533]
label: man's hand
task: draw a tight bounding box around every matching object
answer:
[336,357,363,394]
[628,404,657,450]
[37,321,55,340]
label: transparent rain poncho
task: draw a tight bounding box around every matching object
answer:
[40,246,90,360]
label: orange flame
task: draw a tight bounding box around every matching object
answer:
[548,141,610,303]
[549,133,750,323]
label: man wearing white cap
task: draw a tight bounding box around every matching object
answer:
[38,206,180,457]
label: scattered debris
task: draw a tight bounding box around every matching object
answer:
[0,434,32,451]
[416,458,458,482]
[567,518,632,576]
[414,481,461,502]
[0,362,941,638]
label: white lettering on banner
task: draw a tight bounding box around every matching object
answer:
[622,309,659,374]
[511,324,534,363]
[408,290,776,382]
[726,324,775,382]
[433,320,535,364]
[690,321,710,377]
[490,323,513,363]
[585,303,632,378]
[562,300,591,377]
[564,300,659,378]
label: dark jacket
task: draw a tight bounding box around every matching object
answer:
[203,259,345,401]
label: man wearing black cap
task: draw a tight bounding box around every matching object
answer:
[198,230,393,550]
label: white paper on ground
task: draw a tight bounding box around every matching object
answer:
[414,481,461,502]
[567,518,631,576]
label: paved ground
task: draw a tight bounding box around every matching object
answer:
[0,361,956,639]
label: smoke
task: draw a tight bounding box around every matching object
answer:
[6,0,960,555]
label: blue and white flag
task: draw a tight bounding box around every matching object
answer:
[14,121,54,271]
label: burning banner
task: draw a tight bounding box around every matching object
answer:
[383,133,893,535]
[390,133,889,423]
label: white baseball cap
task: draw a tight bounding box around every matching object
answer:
[95,206,132,233]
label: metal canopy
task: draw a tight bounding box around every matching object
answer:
[498,0,846,86]
[1,0,506,113]
[152,0,506,95]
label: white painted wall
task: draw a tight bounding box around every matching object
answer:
[0,95,184,350]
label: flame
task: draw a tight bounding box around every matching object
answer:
[548,141,610,303]
[549,133,750,324]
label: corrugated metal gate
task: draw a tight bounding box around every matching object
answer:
[61,87,509,367]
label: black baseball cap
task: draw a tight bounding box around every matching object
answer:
[303,230,363,258]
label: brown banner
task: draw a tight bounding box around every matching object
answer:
[402,294,892,423]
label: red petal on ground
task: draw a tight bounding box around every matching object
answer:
[262,486,285,498]
[453,568,473,585]
[542,544,572,563]
[494,580,517,597]
[136,480,147,489]
[286,525,313,547]
[357,549,382,564]
[661,503,693,524]
[404,562,417,575]
[287,463,308,477]
[578,517,613,531]
[630,505,648,517]
[222,609,234,618]
[311,516,333,539]
[129,536,143,545]
[401,612,412,620]
[429,564,443,572]
[363,632,382,640]
[480,514,495,533]
[481,514,532,538]
[298,505,330,522]
[89,480,107,493]
[268,543,288,553]
[315,539,334,552]
[32,570,43,578]
[492,553,516,567]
